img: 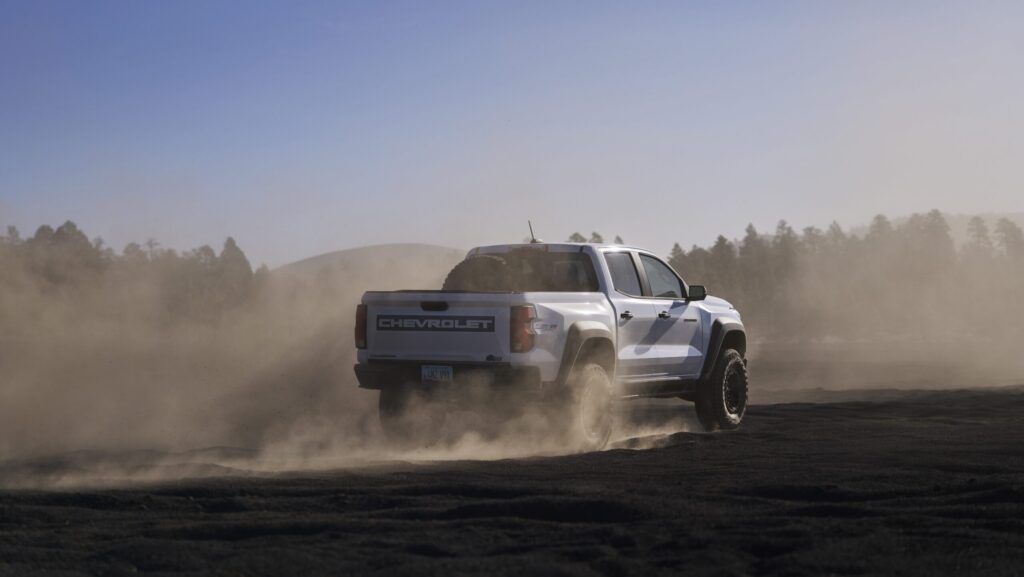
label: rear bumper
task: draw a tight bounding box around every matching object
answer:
[354,361,542,391]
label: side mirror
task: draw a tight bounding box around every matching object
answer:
[688,285,707,301]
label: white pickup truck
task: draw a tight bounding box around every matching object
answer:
[354,243,747,449]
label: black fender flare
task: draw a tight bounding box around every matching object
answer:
[554,321,615,387]
[700,319,746,381]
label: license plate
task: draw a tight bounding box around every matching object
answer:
[421,365,454,384]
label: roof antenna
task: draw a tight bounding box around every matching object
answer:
[528,220,543,244]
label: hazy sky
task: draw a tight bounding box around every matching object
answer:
[2,1,1022,266]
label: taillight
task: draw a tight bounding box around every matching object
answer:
[355,304,367,349]
[510,304,537,353]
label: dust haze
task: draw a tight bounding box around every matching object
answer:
[1,212,1023,488]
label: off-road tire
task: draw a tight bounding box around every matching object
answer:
[558,362,614,451]
[694,348,747,432]
[378,385,446,447]
[442,255,509,292]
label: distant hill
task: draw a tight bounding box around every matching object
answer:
[273,243,466,293]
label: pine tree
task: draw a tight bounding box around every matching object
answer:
[994,218,1024,259]
[964,216,994,259]
[801,226,824,255]
[668,243,686,274]
[683,245,710,286]
[123,242,147,262]
[923,210,955,267]
[5,226,21,245]
[865,214,894,248]
[825,221,846,246]
[219,237,254,307]
[739,224,770,304]
[773,220,799,279]
[144,238,161,259]
[707,235,738,298]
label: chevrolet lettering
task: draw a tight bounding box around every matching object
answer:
[377,315,495,332]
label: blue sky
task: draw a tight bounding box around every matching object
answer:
[2,1,1022,266]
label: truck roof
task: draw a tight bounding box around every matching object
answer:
[469,242,649,255]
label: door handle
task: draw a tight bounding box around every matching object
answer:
[658,311,671,319]
[620,311,634,320]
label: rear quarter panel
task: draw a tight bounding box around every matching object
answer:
[511,292,614,382]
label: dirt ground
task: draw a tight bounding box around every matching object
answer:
[2,386,1023,576]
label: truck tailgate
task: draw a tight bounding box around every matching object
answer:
[362,291,513,362]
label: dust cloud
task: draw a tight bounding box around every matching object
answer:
[2,213,1024,488]
[0,236,665,489]
[0,237,465,487]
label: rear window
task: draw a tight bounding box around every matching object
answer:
[443,249,599,292]
[603,252,643,296]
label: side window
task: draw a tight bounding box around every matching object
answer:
[603,252,643,296]
[640,255,683,299]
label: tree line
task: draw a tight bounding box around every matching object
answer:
[0,221,267,326]
[4,211,1021,341]
[574,211,1024,341]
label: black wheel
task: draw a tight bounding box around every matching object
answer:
[378,385,447,447]
[442,255,509,292]
[554,362,614,451]
[694,349,748,432]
